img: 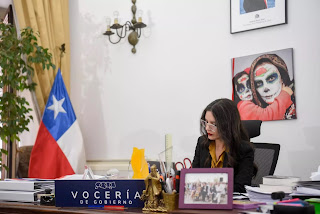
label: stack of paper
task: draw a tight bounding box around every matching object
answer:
[292,181,320,196]
[0,179,54,202]
[245,186,290,204]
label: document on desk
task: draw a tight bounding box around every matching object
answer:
[0,189,44,202]
[292,180,320,196]
[295,187,320,195]
[0,179,54,191]
[245,186,290,203]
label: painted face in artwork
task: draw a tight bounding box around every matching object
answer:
[236,74,252,101]
[254,63,282,104]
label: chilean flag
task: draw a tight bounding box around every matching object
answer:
[28,69,86,179]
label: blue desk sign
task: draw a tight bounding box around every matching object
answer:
[55,179,145,207]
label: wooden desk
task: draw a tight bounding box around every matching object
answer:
[0,202,252,214]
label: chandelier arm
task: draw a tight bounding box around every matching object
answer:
[108,35,121,44]
[126,21,133,28]
[116,25,126,38]
[137,28,141,38]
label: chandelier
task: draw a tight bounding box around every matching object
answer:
[103,0,147,54]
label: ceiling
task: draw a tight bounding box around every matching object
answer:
[0,0,11,9]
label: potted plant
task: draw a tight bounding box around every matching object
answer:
[0,22,55,172]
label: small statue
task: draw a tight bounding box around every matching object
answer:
[141,164,166,212]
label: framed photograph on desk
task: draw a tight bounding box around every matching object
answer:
[230,0,287,33]
[179,168,233,209]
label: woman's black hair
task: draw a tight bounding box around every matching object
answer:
[200,98,251,168]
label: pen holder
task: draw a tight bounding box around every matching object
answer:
[163,191,179,211]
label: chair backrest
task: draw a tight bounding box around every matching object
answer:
[242,120,262,139]
[251,143,280,186]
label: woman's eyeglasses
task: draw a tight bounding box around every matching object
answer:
[200,119,217,132]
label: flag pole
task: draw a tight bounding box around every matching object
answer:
[59,43,66,73]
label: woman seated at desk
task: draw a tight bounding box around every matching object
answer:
[192,98,256,193]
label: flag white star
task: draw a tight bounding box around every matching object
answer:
[47,95,67,119]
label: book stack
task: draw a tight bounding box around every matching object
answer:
[0,179,54,202]
[245,175,300,204]
[259,175,300,194]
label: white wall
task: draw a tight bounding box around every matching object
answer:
[0,0,11,8]
[69,0,320,180]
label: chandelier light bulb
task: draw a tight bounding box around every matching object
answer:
[106,17,111,31]
[113,11,119,24]
[137,10,143,22]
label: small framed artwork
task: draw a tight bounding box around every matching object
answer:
[178,168,234,210]
[230,0,287,34]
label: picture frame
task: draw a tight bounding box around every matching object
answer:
[230,0,287,34]
[231,48,296,121]
[178,168,234,210]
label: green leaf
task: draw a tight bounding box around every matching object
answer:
[0,22,56,170]
[0,149,8,155]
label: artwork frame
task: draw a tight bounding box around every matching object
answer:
[178,168,234,210]
[230,0,287,34]
[231,48,296,121]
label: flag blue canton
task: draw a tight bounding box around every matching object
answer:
[42,69,76,141]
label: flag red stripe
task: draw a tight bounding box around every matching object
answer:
[28,122,75,179]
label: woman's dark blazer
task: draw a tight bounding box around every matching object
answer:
[192,136,254,193]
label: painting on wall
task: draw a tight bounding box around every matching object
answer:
[231,48,296,121]
[230,0,287,33]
